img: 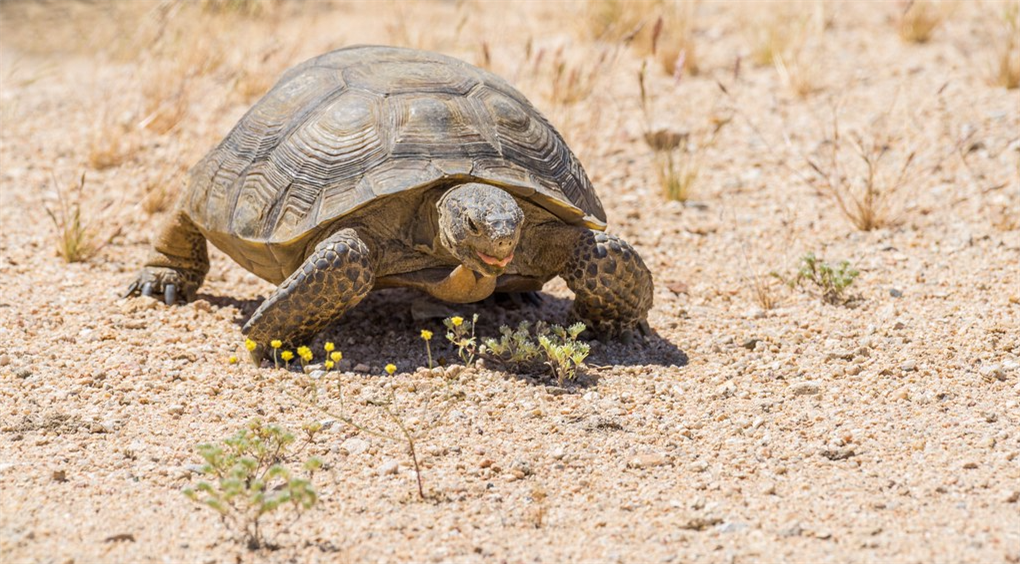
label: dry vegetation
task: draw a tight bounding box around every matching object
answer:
[1,1,1019,563]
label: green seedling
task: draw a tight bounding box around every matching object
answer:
[183,420,322,549]
[776,253,860,305]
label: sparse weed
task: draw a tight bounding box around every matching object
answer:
[199,0,279,17]
[139,64,191,135]
[745,3,824,96]
[44,173,118,263]
[803,106,919,231]
[776,253,860,305]
[773,52,820,99]
[583,0,654,43]
[87,109,137,170]
[142,164,185,215]
[299,370,463,500]
[640,4,700,78]
[183,420,322,549]
[898,0,947,44]
[990,1,1020,89]
[638,62,729,201]
[544,45,618,106]
[750,270,781,311]
[748,7,805,67]
[479,321,591,384]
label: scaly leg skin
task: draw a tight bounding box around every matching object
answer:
[243,228,375,364]
[124,209,210,305]
[560,229,654,343]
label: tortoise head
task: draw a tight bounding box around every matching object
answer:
[438,183,524,276]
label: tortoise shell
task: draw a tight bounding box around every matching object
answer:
[183,45,606,254]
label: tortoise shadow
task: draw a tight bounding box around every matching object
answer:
[208,288,688,376]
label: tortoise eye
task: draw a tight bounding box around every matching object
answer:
[466,217,481,234]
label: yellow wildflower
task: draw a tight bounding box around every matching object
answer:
[385,363,396,375]
[450,316,464,327]
[421,329,433,340]
[244,338,257,351]
[281,350,294,361]
[228,355,238,364]
[270,340,282,349]
[297,346,313,362]
[330,351,342,363]
[324,342,335,353]
[324,360,334,370]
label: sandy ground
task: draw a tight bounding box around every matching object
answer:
[1,1,1018,563]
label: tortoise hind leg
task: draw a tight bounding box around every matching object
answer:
[243,228,374,364]
[560,229,653,342]
[125,209,209,305]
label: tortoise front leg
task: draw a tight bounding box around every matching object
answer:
[243,228,375,364]
[125,209,209,305]
[560,229,653,342]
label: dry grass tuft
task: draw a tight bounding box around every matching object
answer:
[803,108,919,231]
[638,63,729,201]
[744,2,826,97]
[584,0,653,42]
[585,0,699,77]
[897,0,948,44]
[45,173,119,263]
[142,164,187,216]
[990,1,1020,89]
[87,109,138,170]
[547,46,617,106]
[198,0,280,17]
[230,40,297,103]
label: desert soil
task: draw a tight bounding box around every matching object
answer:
[1,1,1018,563]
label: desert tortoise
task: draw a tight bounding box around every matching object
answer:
[125,45,653,361]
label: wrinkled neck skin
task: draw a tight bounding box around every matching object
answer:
[430,183,525,303]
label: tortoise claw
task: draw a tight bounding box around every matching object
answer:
[522,291,543,307]
[164,284,177,306]
[122,281,139,299]
[141,282,154,297]
[637,320,651,337]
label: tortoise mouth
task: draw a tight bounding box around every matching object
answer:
[477,251,513,268]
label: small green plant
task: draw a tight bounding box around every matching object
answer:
[777,253,860,305]
[479,321,591,384]
[183,420,322,549]
[444,314,479,365]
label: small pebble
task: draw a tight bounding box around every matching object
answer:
[980,365,1005,382]
[353,363,371,374]
[1004,490,1019,503]
[962,461,978,469]
[52,470,67,482]
[901,361,917,372]
[790,382,821,396]
[378,460,399,476]
[690,460,709,472]
[889,288,903,298]
[627,454,668,469]
[340,437,370,456]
